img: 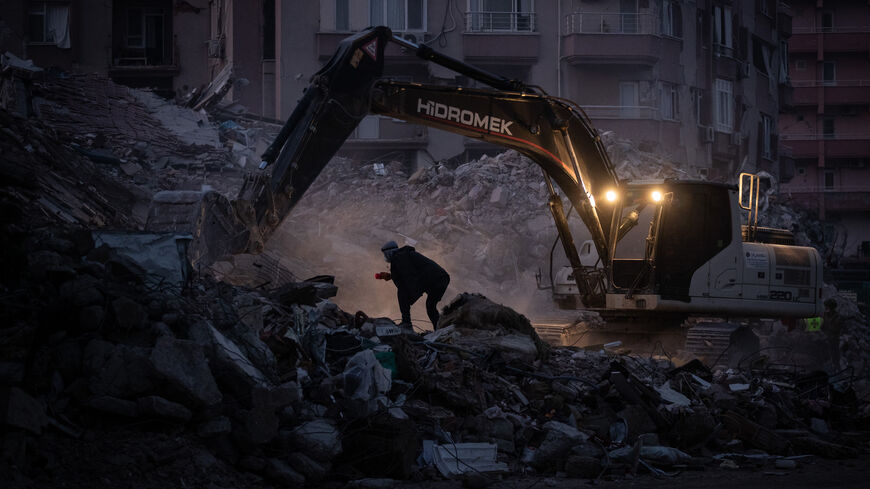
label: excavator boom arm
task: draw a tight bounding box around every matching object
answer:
[190,26,619,289]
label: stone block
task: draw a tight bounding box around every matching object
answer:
[265,458,305,486]
[150,337,222,407]
[111,297,148,331]
[85,395,138,417]
[0,387,48,434]
[137,395,193,421]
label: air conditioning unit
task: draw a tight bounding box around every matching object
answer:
[740,61,752,79]
[400,33,430,45]
[704,126,715,142]
[730,132,741,146]
[207,38,225,59]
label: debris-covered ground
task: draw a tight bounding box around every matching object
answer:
[2,60,870,488]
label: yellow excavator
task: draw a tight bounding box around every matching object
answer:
[185,26,822,361]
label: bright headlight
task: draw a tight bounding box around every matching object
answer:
[605,190,617,202]
[651,190,663,202]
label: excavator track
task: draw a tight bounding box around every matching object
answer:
[532,312,760,367]
[531,310,688,355]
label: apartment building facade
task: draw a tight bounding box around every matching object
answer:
[1,0,792,182]
[253,0,790,180]
[779,0,870,260]
[0,0,211,97]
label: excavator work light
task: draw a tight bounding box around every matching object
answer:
[605,190,617,202]
[651,190,663,202]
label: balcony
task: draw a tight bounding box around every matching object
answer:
[561,12,681,66]
[465,11,536,32]
[792,80,870,106]
[462,12,539,61]
[781,133,870,159]
[790,26,870,53]
[581,105,659,119]
[780,187,870,214]
[579,105,681,146]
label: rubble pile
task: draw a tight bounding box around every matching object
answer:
[276,150,572,316]
[2,224,868,487]
[0,107,144,229]
[28,73,243,195]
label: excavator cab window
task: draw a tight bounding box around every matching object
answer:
[655,185,732,301]
[611,192,658,289]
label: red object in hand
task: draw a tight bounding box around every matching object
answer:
[375,272,392,280]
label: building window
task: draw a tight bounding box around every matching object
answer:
[124,8,168,65]
[336,0,349,31]
[821,12,833,33]
[713,5,733,57]
[761,114,773,159]
[822,61,835,85]
[823,118,835,139]
[661,0,682,38]
[371,0,425,32]
[27,2,71,48]
[824,170,834,189]
[661,83,679,121]
[797,165,806,176]
[714,79,733,133]
[692,88,703,126]
[759,0,772,17]
[467,0,535,32]
[795,59,806,71]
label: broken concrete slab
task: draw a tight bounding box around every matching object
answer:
[111,296,148,331]
[197,416,232,437]
[532,421,589,469]
[93,232,192,290]
[0,387,48,434]
[288,419,342,462]
[188,317,270,399]
[88,344,155,399]
[264,458,306,486]
[137,395,193,421]
[150,337,222,407]
[287,452,329,483]
[85,395,138,417]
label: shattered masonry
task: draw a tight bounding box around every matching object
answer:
[2,57,870,488]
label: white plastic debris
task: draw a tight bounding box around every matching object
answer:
[655,381,692,408]
[432,442,508,477]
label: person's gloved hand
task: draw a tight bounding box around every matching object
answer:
[375,272,392,281]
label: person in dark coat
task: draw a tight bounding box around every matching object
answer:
[379,240,450,330]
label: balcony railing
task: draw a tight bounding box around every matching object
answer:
[563,12,658,35]
[781,133,870,140]
[791,79,870,88]
[465,11,536,32]
[781,185,870,193]
[792,25,870,34]
[581,105,660,120]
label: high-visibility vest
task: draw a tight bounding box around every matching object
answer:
[805,317,822,332]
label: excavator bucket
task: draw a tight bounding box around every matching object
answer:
[183,27,391,267]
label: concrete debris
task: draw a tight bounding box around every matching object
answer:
[150,337,222,407]
[1,57,868,487]
[432,442,508,477]
[2,195,869,488]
